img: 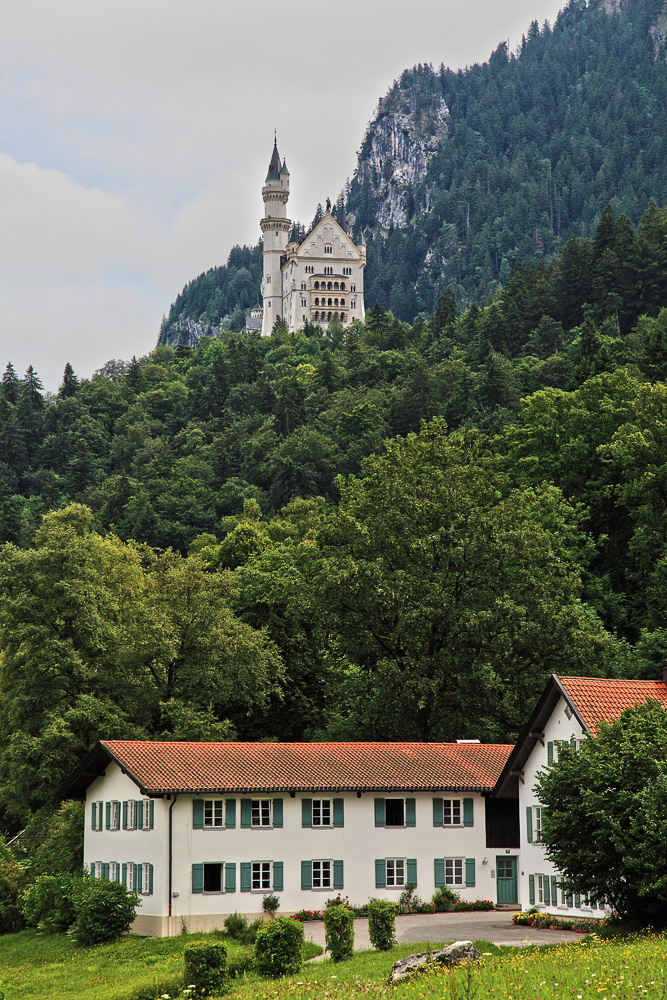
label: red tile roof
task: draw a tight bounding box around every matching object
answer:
[100,740,513,795]
[557,675,667,732]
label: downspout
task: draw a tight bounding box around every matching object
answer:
[168,794,179,922]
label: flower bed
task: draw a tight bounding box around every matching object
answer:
[512,909,603,933]
[292,899,496,922]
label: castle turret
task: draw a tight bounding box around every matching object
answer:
[260,137,291,336]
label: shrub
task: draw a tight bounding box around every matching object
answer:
[242,918,263,945]
[183,942,228,996]
[324,902,354,962]
[262,893,280,917]
[254,915,304,977]
[223,912,247,940]
[70,875,139,945]
[368,898,397,950]
[432,886,460,911]
[21,874,77,933]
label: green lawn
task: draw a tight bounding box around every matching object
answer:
[2,928,664,1000]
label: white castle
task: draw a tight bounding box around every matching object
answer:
[260,138,366,336]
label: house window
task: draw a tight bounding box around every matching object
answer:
[204,863,223,893]
[444,859,464,885]
[537,874,545,904]
[534,806,543,842]
[562,884,569,906]
[443,799,462,826]
[252,861,272,891]
[312,800,332,827]
[204,801,224,828]
[312,860,332,889]
[126,862,135,891]
[252,800,272,827]
[92,801,103,831]
[385,799,405,827]
[94,861,103,879]
[385,859,406,887]
[109,862,119,882]
[109,800,120,830]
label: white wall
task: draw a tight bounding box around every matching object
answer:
[84,774,497,935]
[520,695,604,918]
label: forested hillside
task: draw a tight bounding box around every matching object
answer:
[160,0,667,342]
[2,201,667,831]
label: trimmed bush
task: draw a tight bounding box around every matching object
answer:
[254,915,304,977]
[262,893,280,916]
[21,874,77,934]
[70,876,139,945]
[368,898,397,950]
[324,902,354,962]
[183,942,228,997]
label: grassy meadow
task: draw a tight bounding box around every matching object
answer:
[1,928,665,1000]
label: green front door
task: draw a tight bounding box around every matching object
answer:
[496,856,518,905]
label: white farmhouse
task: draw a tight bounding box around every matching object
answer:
[61,740,515,936]
[259,139,366,336]
[494,674,667,920]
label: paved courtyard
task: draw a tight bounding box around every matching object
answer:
[304,909,585,952]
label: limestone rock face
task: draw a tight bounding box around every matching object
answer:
[387,940,481,985]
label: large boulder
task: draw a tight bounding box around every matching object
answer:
[387,940,481,985]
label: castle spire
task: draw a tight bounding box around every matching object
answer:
[266,134,282,182]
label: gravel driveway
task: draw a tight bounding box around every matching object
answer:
[304,909,585,953]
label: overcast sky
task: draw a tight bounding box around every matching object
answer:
[0,0,566,391]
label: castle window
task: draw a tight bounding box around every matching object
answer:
[340,282,346,291]
[301,282,306,290]
[334,298,338,306]
[327,282,332,290]
[301,298,307,307]
[314,281,320,289]
[327,312,332,321]
[324,244,333,254]
[351,300,356,308]
[340,299,345,306]
[341,313,346,322]
[334,282,339,290]
[350,283,356,292]
[314,312,319,321]
[328,298,332,307]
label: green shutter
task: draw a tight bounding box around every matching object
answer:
[465,858,475,887]
[333,860,344,890]
[240,862,252,891]
[574,893,581,908]
[526,806,533,842]
[273,799,283,828]
[115,862,121,882]
[193,800,204,829]
[301,860,312,889]
[225,863,236,893]
[566,891,573,907]
[149,864,154,895]
[434,858,445,887]
[102,863,109,880]
[406,859,417,885]
[529,874,535,905]
[122,800,128,830]
[374,799,385,827]
[91,862,96,876]
[136,864,143,893]
[91,802,97,830]
[192,863,204,893]
[571,737,577,751]
[148,800,154,830]
[551,876,558,904]
[333,799,344,828]
[433,799,443,827]
[302,799,312,827]
[405,799,416,827]
[544,875,551,905]
[272,861,283,891]
[106,802,111,830]
[122,863,127,886]
[547,741,554,764]
[225,799,236,828]
[241,800,252,828]
[463,798,474,827]
[375,859,386,888]
[136,801,144,830]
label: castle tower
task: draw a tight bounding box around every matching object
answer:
[260,137,291,336]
